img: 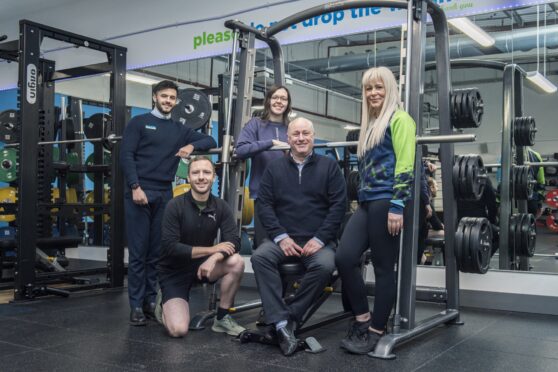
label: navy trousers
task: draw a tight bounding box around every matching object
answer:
[124,188,172,308]
[251,239,336,325]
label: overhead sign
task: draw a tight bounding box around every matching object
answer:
[123,0,554,69]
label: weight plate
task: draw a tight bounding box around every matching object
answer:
[477,219,492,274]
[455,218,466,272]
[171,88,211,130]
[465,155,481,199]
[173,183,191,198]
[471,90,484,127]
[84,113,110,139]
[509,214,519,255]
[0,148,18,183]
[102,114,114,151]
[0,110,19,144]
[242,187,254,226]
[0,186,17,222]
[457,155,469,199]
[455,91,465,128]
[85,151,112,182]
[525,167,535,200]
[176,158,189,180]
[66,151,80,186]
[472,155,486,200]
[462,218,474,273]
[527,117,536,146]
[545,190,558,209]
[469,219,483,273]
[450,93,458,127]
[525,214,537,257]
[85,189,110,223]
[546,215,558,233]
[455,155,466,198]
[517,213,528,256]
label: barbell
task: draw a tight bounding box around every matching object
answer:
[2,133,122,149]
[485,161,558,168]
[194,133,476,155]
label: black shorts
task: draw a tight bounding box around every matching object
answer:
[159,260,215,304]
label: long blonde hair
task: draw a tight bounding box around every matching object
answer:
[357,67,402,158]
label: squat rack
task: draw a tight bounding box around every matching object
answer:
[7,20,127,300]
[428,59,540,271]
[215,0,466,359]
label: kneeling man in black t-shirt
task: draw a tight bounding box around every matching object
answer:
[157,157,245,337]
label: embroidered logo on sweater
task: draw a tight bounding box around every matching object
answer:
[145,125,157,130]
[208,214,216,222]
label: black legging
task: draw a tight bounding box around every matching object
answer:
[335,199,399,331]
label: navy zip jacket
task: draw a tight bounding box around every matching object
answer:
[120,113,217,190]
[257,152,347,244]
[158,192,240,273]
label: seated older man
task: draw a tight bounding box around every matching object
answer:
[251,117,347,356]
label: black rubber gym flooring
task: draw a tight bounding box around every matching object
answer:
[0,285,557,372]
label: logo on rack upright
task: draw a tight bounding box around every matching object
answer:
[26,64,37,104]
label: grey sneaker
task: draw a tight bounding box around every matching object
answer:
[154,289,163,325]
[211,314,246,336]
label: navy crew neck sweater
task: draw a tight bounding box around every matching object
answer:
[120,113,216,191]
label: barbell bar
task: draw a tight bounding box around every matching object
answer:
[2,134,122,148]
[485,161,558,168]
[195,133,476,155]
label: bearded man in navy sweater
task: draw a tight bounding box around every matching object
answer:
[120,80,217,325]
[251,117,347,356]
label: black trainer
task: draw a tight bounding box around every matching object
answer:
[276,321,298,356]
[130,307,147,326]
[340,320,381,354]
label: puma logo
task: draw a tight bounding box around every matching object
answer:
[208,214,216,222]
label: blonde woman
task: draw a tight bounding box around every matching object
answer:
[335,67,416,354]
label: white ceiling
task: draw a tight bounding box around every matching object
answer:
[0,0,84,22]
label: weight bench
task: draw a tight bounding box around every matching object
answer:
[425,236,445,266]
[237,260,354,354]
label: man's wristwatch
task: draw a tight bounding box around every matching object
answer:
[131,183,140,190]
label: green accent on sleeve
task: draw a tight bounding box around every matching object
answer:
[391,110,416,180]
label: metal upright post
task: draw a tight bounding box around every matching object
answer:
[499,65,515,270]
[429,0,460,316]
[397,0,427,332]
[108,46,127,287]
[514,70,530,271]
[224,31,256,229]
[14,21,42,300]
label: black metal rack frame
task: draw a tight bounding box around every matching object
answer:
[13,20,127,300]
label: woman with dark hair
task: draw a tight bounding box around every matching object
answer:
[236,85,292,248]
[335,67,416,354]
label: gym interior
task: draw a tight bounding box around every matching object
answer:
[1,0,557,371]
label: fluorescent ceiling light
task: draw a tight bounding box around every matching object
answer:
[448,17,495,48]
[525,71,557,94]
[126,73,160,85]
[344,125,360,130]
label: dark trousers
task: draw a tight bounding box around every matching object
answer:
[251,239,336,325]
[253,200,267,249]
[124,188,172,308]
[335,199,399,331]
